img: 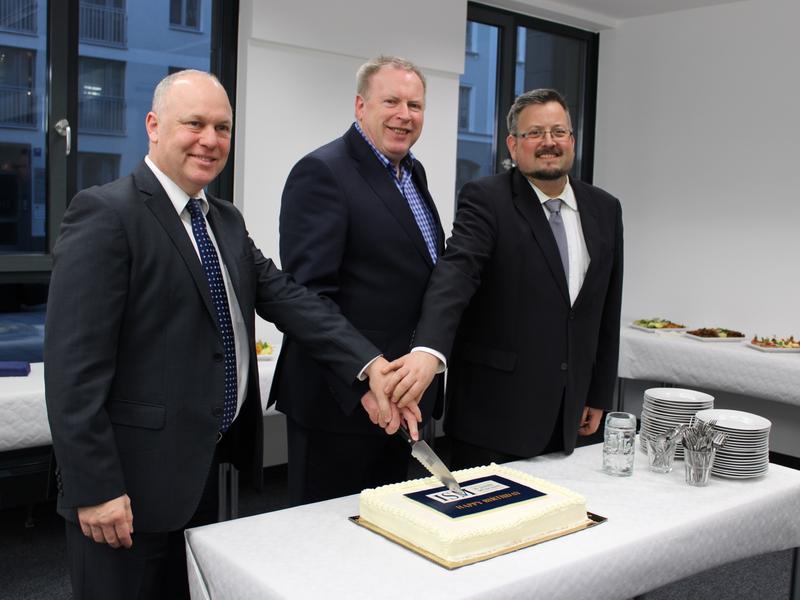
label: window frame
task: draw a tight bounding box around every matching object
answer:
[466,2,598,183]
[0,0,238,282]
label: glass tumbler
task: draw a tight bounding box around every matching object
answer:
[645,434,679,473]
[684,447,716,486]
[602,412,637,476]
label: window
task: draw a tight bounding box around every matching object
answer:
[78,57,125,134]
[170,0,200,31]
[455,3,598,193]
[0,45,36,128]
[458,86,472,131]
[0,0,237,282]
[80,0,127,47]
[77,151,119,191]
[0,0,37,34]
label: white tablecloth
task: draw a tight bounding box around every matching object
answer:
[185,443,800,600]
[0,362,50,451]
[619,327,800,407]
[0,360,280,453]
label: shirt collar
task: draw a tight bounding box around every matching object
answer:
[528,177,577,212]
[353,121,415,178]
[144,155,209,217]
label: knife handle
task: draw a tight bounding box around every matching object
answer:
[396,425,413,445]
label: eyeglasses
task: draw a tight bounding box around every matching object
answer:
[514,127,572,141]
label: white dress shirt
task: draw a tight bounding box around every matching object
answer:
[145,156,250,422]
[530,178,591,306]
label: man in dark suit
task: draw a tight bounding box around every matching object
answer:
[270,56,445,505]
[385,88,623,468]
[44,70,407,600]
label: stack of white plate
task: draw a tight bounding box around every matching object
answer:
[640,388,714,458]
[694,409,771,479]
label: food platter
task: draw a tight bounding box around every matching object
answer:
[630,318,686,334]
[746,342,800,353]
[684,328,745,343]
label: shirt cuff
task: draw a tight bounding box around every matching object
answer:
[357,354,383,381]
[410,347,447,373]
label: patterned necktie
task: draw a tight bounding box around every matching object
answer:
[544,198,569,281]
[186,198,237,432]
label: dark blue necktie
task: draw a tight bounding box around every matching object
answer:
[187,198,237,432]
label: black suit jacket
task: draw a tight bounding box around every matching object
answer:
[44,161,379,532]
[414,168,623,457]
[269,125,444,434]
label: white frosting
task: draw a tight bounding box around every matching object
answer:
[359,463,587,563]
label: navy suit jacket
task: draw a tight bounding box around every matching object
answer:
[44,161,379,531]
[270,125,444,434]
[414,168,623,457]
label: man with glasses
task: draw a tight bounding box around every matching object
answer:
[383,88,623,468]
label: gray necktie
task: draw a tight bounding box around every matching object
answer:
[544,199,569,281]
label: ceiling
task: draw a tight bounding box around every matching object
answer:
[491,0,748,29]
[541,0,747,20]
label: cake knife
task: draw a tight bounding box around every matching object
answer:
[397,426,464,494]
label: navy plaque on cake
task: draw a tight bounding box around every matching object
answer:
[404,475,545,518]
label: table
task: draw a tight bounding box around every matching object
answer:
[619,327,800,408]
[185,443,800,600]
[0,362,49,452]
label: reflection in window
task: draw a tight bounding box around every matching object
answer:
[455,21,498,195]
[79,57,126,134]
[170,0,200,31]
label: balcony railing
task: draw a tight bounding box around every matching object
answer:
[79,95,125,134]
[0,0,37,34]
[0,85,37,128]
[79,3,127,48]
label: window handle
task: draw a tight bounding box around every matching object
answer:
[55,118,71,156]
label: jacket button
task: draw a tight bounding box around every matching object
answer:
[212,406,223,417]
[569,311,575,320]
[213,352,223,362]
[560,362,568,371]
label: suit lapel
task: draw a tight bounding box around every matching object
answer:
[345,126,436,268]
[511,169,570,303]
[134,163,218,327]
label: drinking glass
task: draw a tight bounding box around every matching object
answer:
[645,434,678,473]
[602,412,637,476]
[684,447,716,486]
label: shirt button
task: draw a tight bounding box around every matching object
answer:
[560,362,568,371]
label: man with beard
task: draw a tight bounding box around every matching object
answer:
[382,88,623,468]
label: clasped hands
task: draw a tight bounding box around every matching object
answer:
[362,351,440,441]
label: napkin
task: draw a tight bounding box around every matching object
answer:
[0,361,31,376]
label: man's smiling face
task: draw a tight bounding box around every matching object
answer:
[355,66,425,167]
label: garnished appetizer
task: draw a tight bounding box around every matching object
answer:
[634,318,685,329]
[255,340,273,355]
[750,335,800,349]
[687,327,745,338]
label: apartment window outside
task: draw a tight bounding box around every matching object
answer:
[0,45,36,128]
[458,85,472,131]
[0,0,37,35]
[77,151,119,191]
[78,57,126,135]
[80,0,126,48]
[170,0,200,31]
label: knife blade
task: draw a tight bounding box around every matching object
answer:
[397,427,464,494]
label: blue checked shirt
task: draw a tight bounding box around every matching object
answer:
[354,122,438,263]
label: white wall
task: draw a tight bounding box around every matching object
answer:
[235,0,466,342]
[595,0,800,335]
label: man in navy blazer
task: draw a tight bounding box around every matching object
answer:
[44,70,404,600]
[270,56,445,505]
[386,89,623,468]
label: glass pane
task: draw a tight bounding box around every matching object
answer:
[455,21,498,196]
[78,0,212,190]
[0,1,47,254]
[515,26,588,178]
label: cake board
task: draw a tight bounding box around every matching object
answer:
[350,511,607,570]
